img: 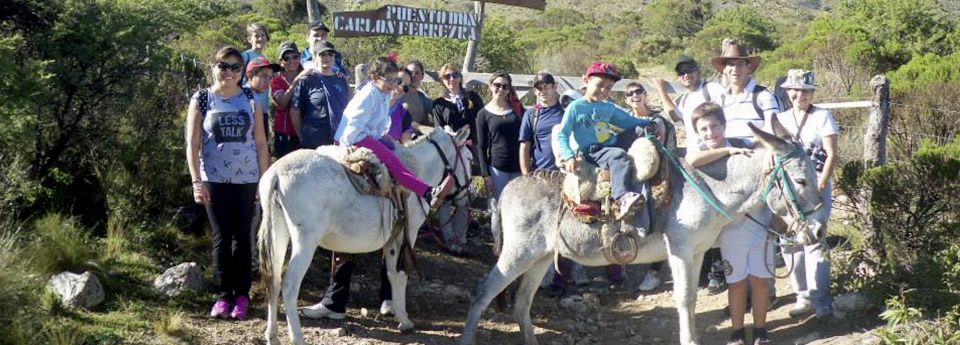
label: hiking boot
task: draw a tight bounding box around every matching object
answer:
[424,176,454,210]
[727,328,746,345]
[616,192,644,220]
[636,271,662,292]
[230,295,249,320]
[301,302,346,320]
[210,298,231,319]
[707,277,727,295]
[752,328,771,345]
[379,300,394,316]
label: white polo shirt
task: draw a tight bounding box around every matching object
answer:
[674,81,725,152]
[718,80,780,141]
[774,106,839,149]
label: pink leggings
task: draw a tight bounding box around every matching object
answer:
[355,136,430,196]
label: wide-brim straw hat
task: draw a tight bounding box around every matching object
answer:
[711,43,761,73]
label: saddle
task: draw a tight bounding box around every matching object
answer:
[560,138,673,224]
[315,145,396,197]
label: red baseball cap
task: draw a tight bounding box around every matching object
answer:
[585,62,621,82]
[246,56,281,77]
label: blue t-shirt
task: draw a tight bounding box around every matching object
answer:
[194,88,260,184]
[291,73,349,148]
[519,103,563,171]
[555,98,649,161]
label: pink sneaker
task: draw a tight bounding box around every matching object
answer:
[210,298,231,319]
[230,295,249,320]
[427,175,454,210]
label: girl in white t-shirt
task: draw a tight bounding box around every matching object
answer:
[685,102,773,345]
[776,69,838,319]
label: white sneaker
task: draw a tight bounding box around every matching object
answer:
[379,300,394,316]
[301,303,346,320]
[788,300,813,318]
[636,271,662,292]
[617,192,643,220]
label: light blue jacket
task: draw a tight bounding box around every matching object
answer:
[555,98,649,161]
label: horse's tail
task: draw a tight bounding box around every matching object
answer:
[491,197,503,257]
[257,170,285,300]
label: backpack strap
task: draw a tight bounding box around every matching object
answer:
[702,82,712,103]
[752,85,767,119]
[197,88,209,116]
[530,105,543,151]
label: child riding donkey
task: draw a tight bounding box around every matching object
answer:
[555,62,659,236]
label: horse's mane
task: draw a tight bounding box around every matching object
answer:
[401,127,447,148]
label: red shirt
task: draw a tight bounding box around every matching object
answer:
[270,75,295,135]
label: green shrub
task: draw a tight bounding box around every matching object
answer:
[29,214,98,276]
[0,228,41,345]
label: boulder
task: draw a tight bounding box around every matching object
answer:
[154,262,205,297]
[832,292,873,319]
[46,271,104,309]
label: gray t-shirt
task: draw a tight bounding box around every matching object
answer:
[195,88,260,184]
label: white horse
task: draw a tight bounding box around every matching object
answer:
[258,127,472,345]
[460,121,827,345]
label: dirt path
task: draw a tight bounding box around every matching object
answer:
[182,234,881,345]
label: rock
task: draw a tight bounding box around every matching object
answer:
[154,262,205,297]
[444,285,469,298]
[559,295,587,313]
[46,271,104,309]
[581,292,599,305]
[832,292,873,319]
[360,307,368,317]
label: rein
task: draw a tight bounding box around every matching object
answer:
[425,136,471,231]
[648,136,806,246]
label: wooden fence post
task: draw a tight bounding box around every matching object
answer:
[462,1,485,72]
[860,74,890,258]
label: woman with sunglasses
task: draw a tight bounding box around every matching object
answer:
[289,40,349,149]
[270,41,310,157]
[185,46,269,321]
[476,73,524,248]
[430,63,483,255]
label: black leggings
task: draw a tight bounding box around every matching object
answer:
[205,182,258,300]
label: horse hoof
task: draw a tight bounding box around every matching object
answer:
[266,336,281,345]
[398,321,415,333]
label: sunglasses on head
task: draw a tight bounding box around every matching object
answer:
[281,53,300,62]
[442,72,462,81]
[217,62,243,72]
[381,76,400,85]
[625,89,645,97]
[492,82,510,90]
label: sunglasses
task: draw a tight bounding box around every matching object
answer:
[381,76,401,85]
[281,54,300,62]
[492,83,510,90]
[677,66,699,76]
[625,89,645,97]
[217,62,243,72]
[442,72,462,81]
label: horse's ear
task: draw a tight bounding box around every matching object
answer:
[454,125,471,145]
[770,115,792,140]
[749,122,792,153]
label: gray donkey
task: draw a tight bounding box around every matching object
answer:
[460,121,826,345]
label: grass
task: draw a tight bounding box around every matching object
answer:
[0,213,217,345]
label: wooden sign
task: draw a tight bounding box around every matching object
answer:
[482,0,547,10]
[333,5,479,40]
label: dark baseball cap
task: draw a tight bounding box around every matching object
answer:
[308,21,329,33]
[532,72,556,88]
[313,41,337,55]
[674,55,698,72]
[277,41,299,60]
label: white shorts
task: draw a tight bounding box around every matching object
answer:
[718,216,775,283]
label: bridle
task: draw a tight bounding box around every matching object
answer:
[756,146,823,242]
[426,134,471,201]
